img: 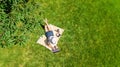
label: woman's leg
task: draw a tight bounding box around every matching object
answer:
[45,24,52,31]
[45,25,48,32]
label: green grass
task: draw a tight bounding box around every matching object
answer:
[0,0,120,67]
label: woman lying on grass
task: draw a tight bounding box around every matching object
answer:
[44,19,60,53]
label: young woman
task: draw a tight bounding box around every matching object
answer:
[44,19,59,52]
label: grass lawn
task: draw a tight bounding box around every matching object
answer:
[0,0,120,67]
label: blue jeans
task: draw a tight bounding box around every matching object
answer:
[45,31,54,38]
